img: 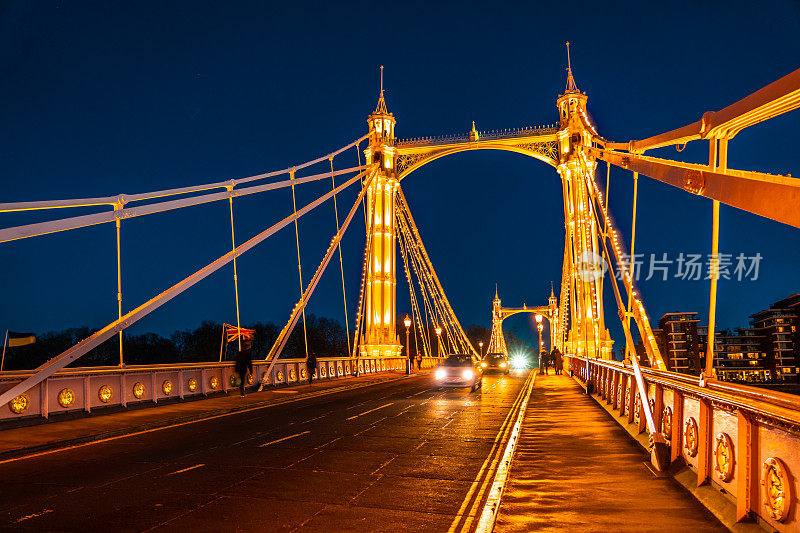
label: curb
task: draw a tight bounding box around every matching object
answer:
[0,372,422,463]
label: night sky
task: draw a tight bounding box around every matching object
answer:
[1,1,799,353]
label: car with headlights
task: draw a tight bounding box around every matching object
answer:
[434,354,483,391]
[481,353,510,374]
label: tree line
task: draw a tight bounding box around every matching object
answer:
[1,314,348,371]
[2,317,534,371]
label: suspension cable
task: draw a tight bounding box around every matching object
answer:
[397,192,475,356]
[396,206,438,355]
[625,171,639,361]
[228,189,243,352]
[0,134,370,213]
[290,170,309,358]
[351,172,377,359]
[397,204,455,352]
[329,157,351,356]
[398,220,430,357]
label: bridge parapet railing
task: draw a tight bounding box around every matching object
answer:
[395,125,557,148]
[564,355,800,531]
[0,356,445,423]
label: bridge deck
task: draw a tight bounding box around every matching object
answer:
[494,374,726,532]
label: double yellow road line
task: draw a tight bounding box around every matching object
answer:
[448,370,537,533]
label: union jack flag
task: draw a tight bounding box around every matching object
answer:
[225,323,255,343]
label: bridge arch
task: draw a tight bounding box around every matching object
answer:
[395,138,559,181]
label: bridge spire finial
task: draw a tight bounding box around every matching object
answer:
[372,65,389,115]
[550,281,555,298]
[495,283,499,299]
[565,41,579,94]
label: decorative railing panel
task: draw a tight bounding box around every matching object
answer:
[565,355,800,531]
[1,356,445,422]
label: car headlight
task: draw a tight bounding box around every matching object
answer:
[499,362,507,368]
[480,362,487,368]
[435,369,446,380]
[512,356,527,369]
[463,369,474,380]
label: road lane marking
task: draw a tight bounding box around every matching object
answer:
[370,454,398,475]
[272,390,299,394]
[314,436,343,450]
[474,371,537,532]
[408,389,429,397]
[345,402,395,421]
[301,413,329,424]
[165,463,205,476]
[259,431,310,447]
[447,371,535,533]
[16,509,53,523]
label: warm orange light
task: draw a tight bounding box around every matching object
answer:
[535,314,543,323]
[435,326,442,336]
[404,315,411,328]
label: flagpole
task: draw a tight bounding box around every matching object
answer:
[1,330,8,372]
[219,324,227,363]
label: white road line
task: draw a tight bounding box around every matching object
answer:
[475,371,537,532]
[314,436,343,450]
[446,371,535,533]
[345,402,395,421]
[16,509,53,523]
[259,431,310,447]
[301,413,329,424]
[165,463,205,476]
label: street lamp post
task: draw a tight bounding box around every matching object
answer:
[404,315,412,374]
[535,314,544,360]
[435,326,443,357]
[479,341,484,358]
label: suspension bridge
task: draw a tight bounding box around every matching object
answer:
[1,51,799,531]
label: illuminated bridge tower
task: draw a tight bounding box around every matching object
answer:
[486,286,559,357]
[556,50,614,359]
[487,288,509,356]
[360,82,403,358]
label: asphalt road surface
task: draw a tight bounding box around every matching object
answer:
[0,370,532,532]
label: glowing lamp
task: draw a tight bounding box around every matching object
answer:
[535,314,543,323]
[404,315,412,328]
[435,326,442,336]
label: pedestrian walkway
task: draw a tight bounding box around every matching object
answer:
[494,374,726,532]
[0,371,413,461]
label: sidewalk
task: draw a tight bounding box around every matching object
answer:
[493,374,726,532]
[0,371,416,461]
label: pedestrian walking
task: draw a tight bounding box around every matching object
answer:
[306,351,318,384]
[541,351,550,375]
[235,339,253,397]
[416,354,422,371]
[554,348,563,375]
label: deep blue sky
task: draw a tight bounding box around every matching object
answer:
[1,1,799,352]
